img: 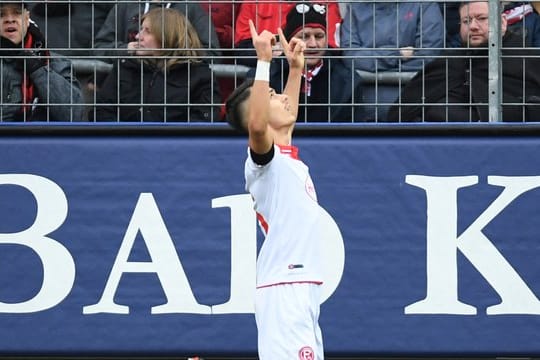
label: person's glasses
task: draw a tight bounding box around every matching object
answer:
[459,15,489,26]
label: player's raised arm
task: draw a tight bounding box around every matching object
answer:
[278,27,305,122]
[247,19,275,155]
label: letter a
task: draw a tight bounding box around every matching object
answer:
[84,193,209,314]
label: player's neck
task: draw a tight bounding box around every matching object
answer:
[273,127,293,146]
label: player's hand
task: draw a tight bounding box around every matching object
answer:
[249,19,275,62]
[277,27,305,71]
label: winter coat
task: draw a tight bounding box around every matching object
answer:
[340,1,445,72]
[95,58,221,122]
[30,1,115,55]
[267,52,364,122]
[0,24,84,122]
[94,2,221,60]
[504,2,540,47]
[199,1,240,49]
[386,31,540,122]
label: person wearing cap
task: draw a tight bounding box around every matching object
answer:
[0,1,84,121]
[268,2,364,122]
[234,0,341,68]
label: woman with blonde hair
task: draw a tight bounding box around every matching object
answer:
[95,7,221,122]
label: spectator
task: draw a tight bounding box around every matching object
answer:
[199,1,240,49]
[30,1,116,118]
[199,1,241,119]
[94,1,221,60]
[266,2,363,122]
[0,1,84,121]
[94,7,221,122]
[502,2,540,47]
[340,0,444,121]
[234,0,341,68]
[30,1,114,56]
[387,1,540,122]
[439,2,462,47]
[444,1,540,48]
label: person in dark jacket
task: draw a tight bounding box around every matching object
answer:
[233,0,342,68]
[30,1,116,118]
[266,2,363,122]
[30,1,114,56]
[94,7,221,122]
[94,1,221,60]
[503,2,540,47]
[0,1,84,121]
[387,1,540,122]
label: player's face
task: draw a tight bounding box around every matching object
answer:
[268,88,295,124]
[292,27,327,67]
[0,4,29,45]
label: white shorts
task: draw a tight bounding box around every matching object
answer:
[255,282,323,360]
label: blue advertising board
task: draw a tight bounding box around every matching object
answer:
[0,127,540,356]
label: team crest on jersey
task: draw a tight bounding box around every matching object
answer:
[305,176,318,202]
[298,346,315,360]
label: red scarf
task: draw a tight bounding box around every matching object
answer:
[21,33,35,113]
[301,60,323,96]
[503,4,533,25]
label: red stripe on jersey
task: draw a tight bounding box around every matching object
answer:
[276,144,299,159]
[256,280,323,289]
[257,212,269,234]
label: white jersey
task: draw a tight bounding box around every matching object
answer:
[245,144,324,288]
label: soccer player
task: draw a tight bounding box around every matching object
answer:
[225,20,325,360]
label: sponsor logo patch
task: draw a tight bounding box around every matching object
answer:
[299,346,315,360]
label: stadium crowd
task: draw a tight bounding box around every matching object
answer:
[0,0,539,122]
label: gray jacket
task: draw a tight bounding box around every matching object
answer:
[0,54,84,122]
[341,1,444,72]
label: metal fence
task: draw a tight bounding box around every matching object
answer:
[0,0,538,123]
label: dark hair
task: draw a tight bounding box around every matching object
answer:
[225,78,254,132]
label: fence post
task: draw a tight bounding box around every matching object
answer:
[488,0,502,122]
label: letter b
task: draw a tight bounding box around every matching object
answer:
[0,174,74,313]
